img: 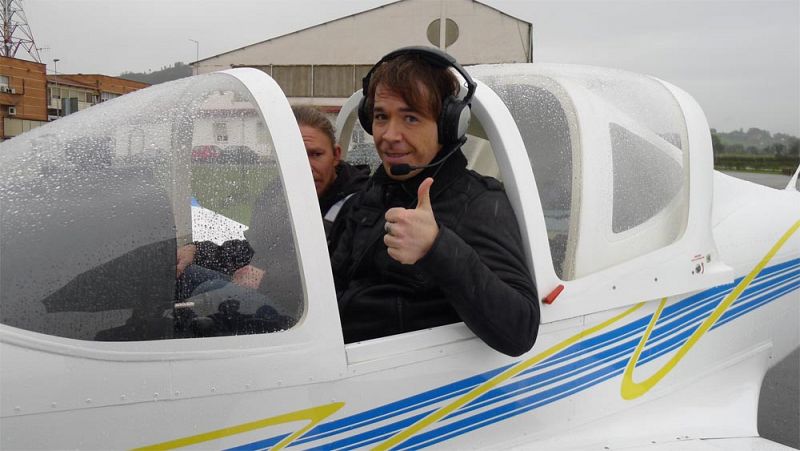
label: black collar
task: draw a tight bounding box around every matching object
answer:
[319,162,369,213]
[372,149,468,204]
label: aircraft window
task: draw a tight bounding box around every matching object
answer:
[344,120,381,171]
[478,81,574,278]
[0,73,303,341]
[610,123,684,234]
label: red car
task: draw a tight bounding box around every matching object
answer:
[191,145,221,162]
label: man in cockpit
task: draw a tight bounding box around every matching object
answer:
[176,106,369,318]
[329,47,540,357]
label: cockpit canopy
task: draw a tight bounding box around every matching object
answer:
[470,64,690,281]
[0,72,305,341]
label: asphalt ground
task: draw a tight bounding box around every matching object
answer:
[724,171,799,449]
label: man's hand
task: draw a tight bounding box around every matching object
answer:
[232,264,266,289]
[384,177,439,265]
[176,244,197,278]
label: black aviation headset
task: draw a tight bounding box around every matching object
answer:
[357,46,478,149]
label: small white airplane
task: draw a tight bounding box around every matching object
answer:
[0,61,798,450]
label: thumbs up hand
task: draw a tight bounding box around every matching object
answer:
[384,177,439,265]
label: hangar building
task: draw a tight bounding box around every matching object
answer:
[194,0,532,111]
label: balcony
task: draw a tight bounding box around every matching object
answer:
[0,87,22,106]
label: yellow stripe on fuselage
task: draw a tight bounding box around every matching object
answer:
[373,303,646,450]
[133,402,344,450]
[621,219,800,399]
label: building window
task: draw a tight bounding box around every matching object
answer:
[0,75,9,89]
[213,122,228,142]
[100,92,119,102]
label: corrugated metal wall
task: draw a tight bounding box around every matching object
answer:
[247,64,373,98]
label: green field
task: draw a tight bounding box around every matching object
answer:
[191,164,279,225]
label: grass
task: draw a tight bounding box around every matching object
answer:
[714,155,799,175]
[191,163,279,225]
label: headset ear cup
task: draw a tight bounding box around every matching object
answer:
[456,103,471,141]
[357,95,373,135]
[439,96,455,145]
[439,96,469,145]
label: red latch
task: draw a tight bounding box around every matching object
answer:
[543,284,565,305]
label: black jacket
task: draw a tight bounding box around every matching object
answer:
[194,161,369,273]
[318,162,371,247]
[330,150,540,356]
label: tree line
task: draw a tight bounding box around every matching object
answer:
[712,128,799,173]
[120,62,193,85]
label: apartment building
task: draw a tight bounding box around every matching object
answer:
[0,55,48,140]
[1,56,150,141]
[47,74,149,118]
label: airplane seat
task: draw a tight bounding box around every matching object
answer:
[462,137,501,180]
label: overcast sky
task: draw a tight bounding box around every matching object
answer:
[21,0,800,135]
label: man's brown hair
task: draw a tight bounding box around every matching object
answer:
[292,105,336,148]
[366,54,460,121]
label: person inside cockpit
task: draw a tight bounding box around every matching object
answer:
[329,47,540,356]
[176,106,369,327]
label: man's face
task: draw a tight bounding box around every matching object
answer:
[300,125,341,197]
[372,84,441,181]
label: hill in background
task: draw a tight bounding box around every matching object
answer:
[120,62,192,84]
[713,128,798,155]
[712,128,798,159]
[712,128,798,173]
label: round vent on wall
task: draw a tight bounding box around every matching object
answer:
[426,18,459,48]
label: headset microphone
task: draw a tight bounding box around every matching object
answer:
[389,137,466,177]
[389,164,417,177]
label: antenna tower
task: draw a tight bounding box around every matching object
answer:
[1,0,41,62]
